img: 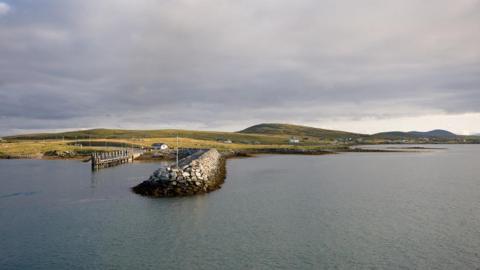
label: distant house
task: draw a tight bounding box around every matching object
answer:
[223,139,233,144]
[289,137,300,144]
[151,143,168,150]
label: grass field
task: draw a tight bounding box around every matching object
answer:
[0,137,345,159]
[0,124,352,158]
[0,140,105,158]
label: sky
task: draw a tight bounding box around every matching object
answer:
[0,0,479,136]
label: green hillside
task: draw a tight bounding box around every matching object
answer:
[5,124,476,145]
[372,131,419,139]
[239,123,365,139]
[6,123,366,143]
[5,128,292,145]
[373,129,458,139]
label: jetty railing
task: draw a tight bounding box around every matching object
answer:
[91,149,144,170]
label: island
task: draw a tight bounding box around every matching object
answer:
[2,123,478,160]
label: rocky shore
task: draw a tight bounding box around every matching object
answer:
[132,149,226,197]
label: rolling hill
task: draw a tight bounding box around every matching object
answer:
[373,129,458,139]
[2,124,477,159]
[239,123,366,139]
[5,124,465,144]
[3,128,292,145]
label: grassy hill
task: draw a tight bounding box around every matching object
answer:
[239,123,366,139]
[2,123,479,158]
[1,125,349,158]
[409,130,457,138]
[5,124,466,143]
[373,129,458,139]
[5,123,367,144]
[2,123,364,158]
[4,128,302,146]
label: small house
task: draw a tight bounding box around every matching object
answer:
[223,139,233,144]
[289,137,300,144]
[152,143,169,150]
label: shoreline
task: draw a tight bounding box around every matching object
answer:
[0,146,432,161]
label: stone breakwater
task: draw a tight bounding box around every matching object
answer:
[137,148,201,161]
[132,149,226,197]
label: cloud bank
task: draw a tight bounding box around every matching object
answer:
[0,2,10,16]
[0,0,479,135]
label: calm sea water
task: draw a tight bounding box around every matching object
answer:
[1,145,479,269]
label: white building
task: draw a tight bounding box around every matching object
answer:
[289,137,300,144]
[152,143,169,150]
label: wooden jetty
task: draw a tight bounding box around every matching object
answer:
[91,149,144,170]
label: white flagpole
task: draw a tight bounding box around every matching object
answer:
[176,135,179,168]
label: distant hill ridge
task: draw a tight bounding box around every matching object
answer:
[373,129,457,139]
[5,123,460,141]
[239,123,364,138]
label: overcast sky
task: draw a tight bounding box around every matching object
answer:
[0,0,479,136]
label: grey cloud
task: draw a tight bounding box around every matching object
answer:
[0,2,10,16]
[0,0,479,135]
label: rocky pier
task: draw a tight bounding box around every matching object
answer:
[132,149,226,197]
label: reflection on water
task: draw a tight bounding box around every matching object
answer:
[0,191,38,199]
[354,144,449,152]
